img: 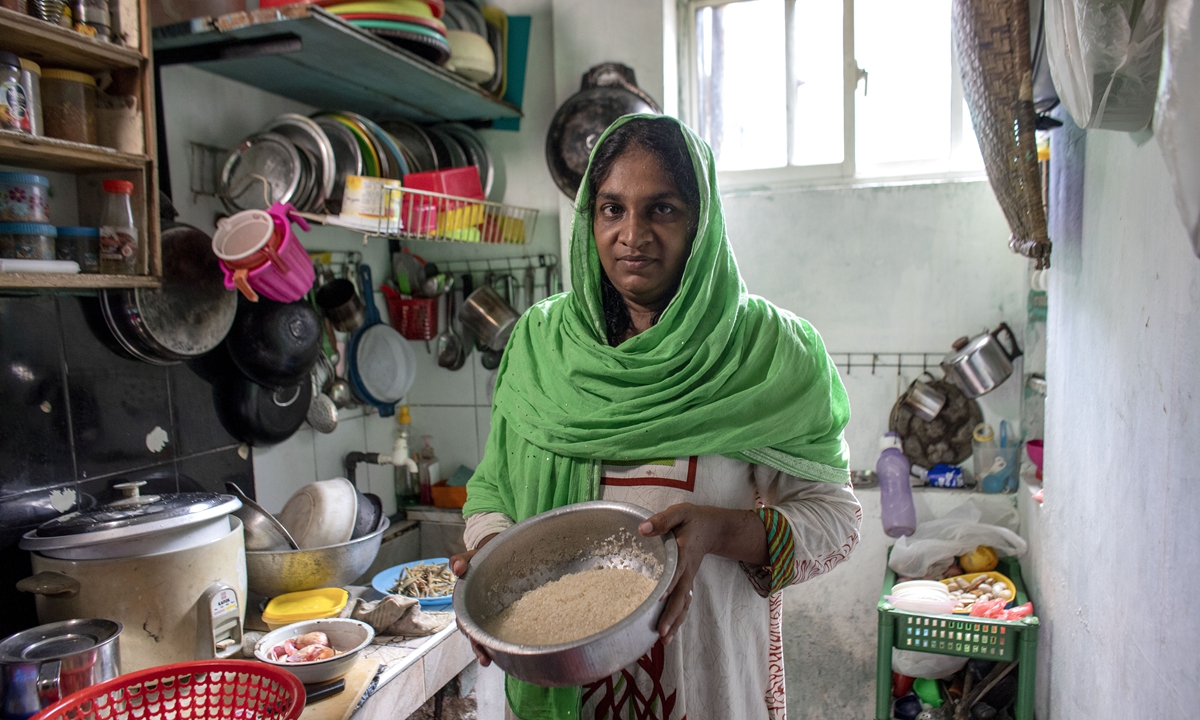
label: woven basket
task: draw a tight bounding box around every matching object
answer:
[952,0,1052,269]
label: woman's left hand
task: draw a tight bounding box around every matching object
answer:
[638,503,768,646]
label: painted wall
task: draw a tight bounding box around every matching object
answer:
[1018,119,1200,718]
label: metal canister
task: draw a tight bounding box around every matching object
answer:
[0,52,33,135]
[0,619,121,720]
[18,59,42,137]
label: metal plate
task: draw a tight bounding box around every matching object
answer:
[437,122,493,198]
[426,126,468,167]
[263,113,336,206]
[221,132,302,211]
[313,116,364,211]
[380,118,439,171]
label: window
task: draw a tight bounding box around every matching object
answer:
[685,0,985,182]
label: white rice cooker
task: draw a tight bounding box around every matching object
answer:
[18,482,248,672]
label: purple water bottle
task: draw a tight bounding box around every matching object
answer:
[878,432,917,537]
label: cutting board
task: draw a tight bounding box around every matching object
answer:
[300,657,381,720]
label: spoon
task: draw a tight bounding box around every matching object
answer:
[437,286,464,369]
[306,367,338,433]
[319,352,354,409]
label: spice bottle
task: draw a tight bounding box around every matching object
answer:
[98,179,137,274]
[417,435,439,506]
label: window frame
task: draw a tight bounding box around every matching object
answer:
[678,0,986,190]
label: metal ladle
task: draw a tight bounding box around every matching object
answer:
[437,280,464,370]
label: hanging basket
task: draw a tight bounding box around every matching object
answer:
[952,0,1053,269]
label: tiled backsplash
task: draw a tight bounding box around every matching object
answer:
[0,293,253,636]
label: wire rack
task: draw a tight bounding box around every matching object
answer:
[320,186,538,245]
[829,353,947,376]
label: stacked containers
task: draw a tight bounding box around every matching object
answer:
[0,223,56,259]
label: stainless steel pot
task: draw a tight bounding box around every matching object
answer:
[0,619,121,720]
[459,285,520,352]
[901,374,947,422]
[939,323,1023,398]
[244,517,389,597]
[453,501,677,687]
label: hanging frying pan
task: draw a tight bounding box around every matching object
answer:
[346,264,416,417]
[546,63,661,198]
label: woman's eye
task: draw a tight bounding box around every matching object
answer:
[601,204,623,217]
[653,204,675,216]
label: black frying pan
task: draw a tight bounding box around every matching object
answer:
[225,296,322,389]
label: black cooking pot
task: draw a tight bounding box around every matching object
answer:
[101,199,236,365]
[213,369,312,447]
[546,63,661,198]
[225,296,321,389]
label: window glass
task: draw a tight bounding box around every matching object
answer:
[696,0,788,171]
[792,0,844,166]
[853,0,951,168]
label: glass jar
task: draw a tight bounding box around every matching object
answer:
[0,51,34,135]
[98,179,137,274]
[0,222,57,260]
[41,68,97,145]
[18,58,42,137]
[56,226,100,272]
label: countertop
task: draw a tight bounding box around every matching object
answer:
[353,620,475,720]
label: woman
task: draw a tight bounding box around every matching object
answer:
[451,115,861,720]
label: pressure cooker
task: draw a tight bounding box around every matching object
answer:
[939,323,1023,398]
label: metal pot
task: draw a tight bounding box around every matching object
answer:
[453,501,677,687]
[901,374,947,422]
[213,371,312,447]
[226,297,322,389]
[939,323,1023,398]
[315,277,365,332]
[459,285,520,352]
[244,517,389,598]
[0,618,121,720]
[546,63,661,198]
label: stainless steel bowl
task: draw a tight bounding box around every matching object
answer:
[254,618,374,684]
[226,483,297,551]
[453,501,677,687]
[245,518,389,597]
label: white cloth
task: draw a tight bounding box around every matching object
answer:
[463,455,861,720]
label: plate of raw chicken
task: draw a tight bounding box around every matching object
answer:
[254,618,375,684]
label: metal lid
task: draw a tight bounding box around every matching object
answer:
[21,483,239,551]
[221,132,301,211]
[0,619,122,663]
[943,329,991,364]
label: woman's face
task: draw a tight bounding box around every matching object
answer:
[593,146,696,312]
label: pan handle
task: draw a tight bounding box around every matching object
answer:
[358,264,381,325]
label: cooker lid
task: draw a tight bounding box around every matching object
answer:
[20,482,240,551]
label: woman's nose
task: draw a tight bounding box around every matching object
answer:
[618,214,654,249]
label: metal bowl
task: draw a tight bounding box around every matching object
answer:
[253,618,374,684]
[245,518,389,597]
[452,501,677,687]
[226,483,296,551]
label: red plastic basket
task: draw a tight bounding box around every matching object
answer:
[31,660,305,720]
[382,286,439,341]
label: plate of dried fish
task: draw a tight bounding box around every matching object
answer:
[372,557,456,609]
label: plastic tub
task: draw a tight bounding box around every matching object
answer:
[0,222,56,260]
[262,587,349,631]
[41,69,97,144]
[56,226,100,272]
[0,173,50,222]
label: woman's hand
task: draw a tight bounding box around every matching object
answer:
[450,533,497,666]
[639,504,768,646]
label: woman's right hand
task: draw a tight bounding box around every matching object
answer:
[450,533,497,666]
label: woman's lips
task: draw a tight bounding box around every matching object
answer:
[616,256,656,271]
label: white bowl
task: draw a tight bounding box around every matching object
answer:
[253,618,375,684]
[278,478,358,549]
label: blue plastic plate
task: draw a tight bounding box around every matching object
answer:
[371,557,454,609]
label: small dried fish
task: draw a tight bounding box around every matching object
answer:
[392,561,456,598]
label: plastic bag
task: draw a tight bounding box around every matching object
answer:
[888,499,1027,578]
[892,648,968,680]
[970,599,1034,621]
[1045,0,1167,131]
[1155,0,1200,257]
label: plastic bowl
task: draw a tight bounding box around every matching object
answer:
[1026,439,1044,474]
[940,571,1017,614]
[371,558,454,610]
[254,618,375,684]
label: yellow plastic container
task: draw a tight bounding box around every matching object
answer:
[261,587,349,631]
[940,571,1016,614]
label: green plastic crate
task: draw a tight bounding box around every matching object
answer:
[875,552,1039,720]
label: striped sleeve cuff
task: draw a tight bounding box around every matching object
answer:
[757,506,798,595]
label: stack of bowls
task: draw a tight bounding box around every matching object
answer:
[324,0,451,64]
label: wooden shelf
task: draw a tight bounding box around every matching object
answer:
[0,273,160,289]
[152,5,521,123]
[0,132,149,172]
[0,7,144,71]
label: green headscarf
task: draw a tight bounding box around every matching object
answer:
[463,114,851,719]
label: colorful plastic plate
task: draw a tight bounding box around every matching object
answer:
[317,113,380,177]
[325,0,432,18]
[336,12,445,34]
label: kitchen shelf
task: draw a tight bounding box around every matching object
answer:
[152,5,522,123]
[0,273,160,289]
[0,132,150,172]
[0,7,145,70]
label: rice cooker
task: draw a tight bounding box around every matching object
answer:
[17,482,248,673]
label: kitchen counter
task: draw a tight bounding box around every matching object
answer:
[352,618,475,719]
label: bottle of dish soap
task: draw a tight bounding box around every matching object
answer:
[393,406,419,506]
[417,435,439,506]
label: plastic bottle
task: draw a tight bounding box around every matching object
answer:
[98,179,137,275]
[393,406,419,507]
[878,432,917,538]
[417,435,439,506]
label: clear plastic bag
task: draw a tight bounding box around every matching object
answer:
[887,499,1027,578]
[1045,0,1167,131]
[892,648,968,680]
[1154,0,1200,256]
